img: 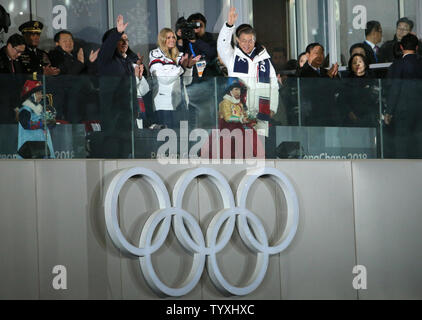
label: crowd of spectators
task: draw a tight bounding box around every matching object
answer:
[1,8,422,158]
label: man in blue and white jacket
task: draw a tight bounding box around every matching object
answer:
[217,7,279,137]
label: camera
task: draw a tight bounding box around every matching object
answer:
[176,17,201,41]
[0,5,11,33]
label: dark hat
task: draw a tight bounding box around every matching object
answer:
[225,79,244,94]
[21,80,43,100]
[19,20,44,34]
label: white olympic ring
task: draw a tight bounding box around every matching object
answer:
[104,167,299,297]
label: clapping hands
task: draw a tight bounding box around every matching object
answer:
[43,65,60,76]
[134,63,144,79]
[328,63,339,78]
[77,48,84,64]
[89,49,100,63]
[180,54,202,68]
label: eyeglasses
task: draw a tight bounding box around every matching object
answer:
[397,28,410,32]
[13,47,25,55]
[239,39,256,45]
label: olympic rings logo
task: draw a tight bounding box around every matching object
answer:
[104,167,299,297]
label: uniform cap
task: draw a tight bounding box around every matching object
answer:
[19,20,44,34]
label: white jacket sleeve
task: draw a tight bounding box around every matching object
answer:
[269,62,280,113]
[183,66,193,86]
[217,22,235,68]
[135,76,150,97]
[150,63,184,86]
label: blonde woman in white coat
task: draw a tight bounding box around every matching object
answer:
[149,28,201,129]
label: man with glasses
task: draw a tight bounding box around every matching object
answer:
[48,30,99,123]
[0,34,25,74]
[218,7,279,140]
[379,17,422,63]
[0,34,26,123]
[96,15,139,158]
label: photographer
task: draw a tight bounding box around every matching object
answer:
[175,13,218,131]
[176,13,217,78]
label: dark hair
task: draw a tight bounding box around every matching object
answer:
[365,21,381,37]
[236,24,255,38]
[54,30,73,43]
[297,52,307,68]
[305,43,324,54]
[101,27,136,60]
[348,53,369,75]
[187,13,207,26]
[349,43,366,56]
[7,33,25,47]
[226,82,242,94]
[273,46,287,57]
[400,34,419,51]
[397,17,414,31]
[285,59,298,70]
[102,27,123,43]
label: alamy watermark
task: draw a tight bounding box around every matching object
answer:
[155,121,267,167]
[52,265,67,290]
[352,265,367,290]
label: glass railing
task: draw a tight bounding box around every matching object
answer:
[1,72,421,160]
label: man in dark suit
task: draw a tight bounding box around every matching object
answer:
[0,34,25,74]
[48,30,100,123]
[96,15,138,158]
[0,34,26,123]
[385,34,422,158]
[379,17,422,63]
[298,43,340,126]
[362,21,383,65]
[299,43,339,79]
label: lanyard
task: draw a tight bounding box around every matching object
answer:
[189,43,196,57]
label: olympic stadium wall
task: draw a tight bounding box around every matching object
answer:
[0,160,421,300]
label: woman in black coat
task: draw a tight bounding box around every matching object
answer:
[339,54,379,127]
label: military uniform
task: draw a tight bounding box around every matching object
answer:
[17,21,51,75]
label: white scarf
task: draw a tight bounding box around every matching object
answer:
[223,94,241,104]
[23,98,43,116]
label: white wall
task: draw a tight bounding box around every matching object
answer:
[0,160,421,300]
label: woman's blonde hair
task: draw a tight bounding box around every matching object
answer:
[158,28,179,63]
